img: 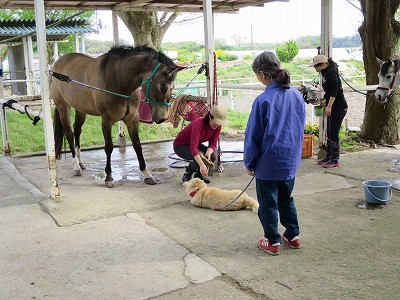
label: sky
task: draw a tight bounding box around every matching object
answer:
[87,0,364,45]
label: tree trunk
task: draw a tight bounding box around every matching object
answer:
[118,11,178,49]
[358,0,400,144]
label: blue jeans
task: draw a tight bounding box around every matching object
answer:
[256,178,300,244]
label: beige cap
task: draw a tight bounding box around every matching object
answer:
[308,54,328,67]
[210,105,227,126]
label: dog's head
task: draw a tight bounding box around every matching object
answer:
[183,177,207,196]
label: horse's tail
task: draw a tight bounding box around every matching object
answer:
[53,107,65,159]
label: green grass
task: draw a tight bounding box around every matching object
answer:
[0,109,181,155]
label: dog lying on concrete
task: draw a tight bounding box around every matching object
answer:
[183,178,259,213]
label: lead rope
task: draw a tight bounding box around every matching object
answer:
[215,176,255,211]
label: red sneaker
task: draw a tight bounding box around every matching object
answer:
[282,235,301,249]
[258,238,280,255]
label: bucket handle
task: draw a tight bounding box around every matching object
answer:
[365,185,392,202]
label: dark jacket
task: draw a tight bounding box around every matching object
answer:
[321,65,348,110]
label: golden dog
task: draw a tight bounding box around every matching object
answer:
[183,178,259,213]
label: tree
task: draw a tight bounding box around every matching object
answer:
[117,11,179,48]
[358,0,400,144]
[231,34,247,48]
[275,40,299,63]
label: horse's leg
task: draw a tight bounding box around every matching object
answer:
[124,117,156,185]
[57,106,81,176]
[102,117,115,188]
[74,111,87,170]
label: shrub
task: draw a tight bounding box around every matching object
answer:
[304,123,319,136]
[177,52,199,63]
[275,40,299,63]
[243,54,254,60]
[215,49,238,62]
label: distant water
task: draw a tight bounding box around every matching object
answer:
[227,47,363,61]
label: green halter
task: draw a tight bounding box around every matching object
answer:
[140,62,172,107]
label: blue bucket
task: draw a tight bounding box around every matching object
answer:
[362,180,392,204]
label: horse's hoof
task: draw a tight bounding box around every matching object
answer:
[79,162,86,170]
[144,177,156,185]
[73,169,82,176]
[105,180,115,188]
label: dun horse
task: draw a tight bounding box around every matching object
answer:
[50,45,184,187]
[375,58,400,103]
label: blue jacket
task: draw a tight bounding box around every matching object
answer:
[244,82,306,181]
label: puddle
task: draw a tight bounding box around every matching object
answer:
[83,140,245,181]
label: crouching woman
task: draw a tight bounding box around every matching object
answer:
[173,105,227,184]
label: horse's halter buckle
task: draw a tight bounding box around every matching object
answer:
[140,62,172,107]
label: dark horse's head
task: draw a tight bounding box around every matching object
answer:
[375,57,400,103]
[100,45,185,124]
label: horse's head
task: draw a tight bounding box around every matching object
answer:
[143,62,185,124]
[375,57,400,103]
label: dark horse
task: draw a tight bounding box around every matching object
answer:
[375,58,400,103]
[50,45,184,187]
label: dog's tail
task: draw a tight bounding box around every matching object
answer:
[243,196,259,213]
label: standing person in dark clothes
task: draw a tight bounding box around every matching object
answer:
[244,51,306,256]
[309,54,348,168]
[173,105,227,184]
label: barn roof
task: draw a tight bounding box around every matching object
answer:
[0,0,287,13]
[0,19,97,43]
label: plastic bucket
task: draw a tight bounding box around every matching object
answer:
[314,106,324,116]
[362,180,392,204]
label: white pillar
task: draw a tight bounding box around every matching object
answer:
[321,0,333,58]
[112,10,126,146]
[75,34,80,52]
[27,35,37,94]
[81,33,86,54]
[319,0,333,150]
[34,0,60,198]
[22,37,32,95]
[112,11,120,46]
[0,63,10,155]
[53,41,59,63]
[203,0,215,107]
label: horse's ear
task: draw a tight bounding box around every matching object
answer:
[167,66,186,76]
[387,57,393,65]
[376,57,384,65]
[174,66,187,72]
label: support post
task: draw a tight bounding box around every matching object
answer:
[27,35,37,94]
[34,0,60,198]
[203,0,215,107]
[75,34,80,52]
[318,0,333,155]
[0,66,11,155]
[22,37,32,95]
[321,0,333,58]
[112,10,127,146]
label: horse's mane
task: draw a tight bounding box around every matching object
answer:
[381,59,400,75]
[99,45,175,73]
